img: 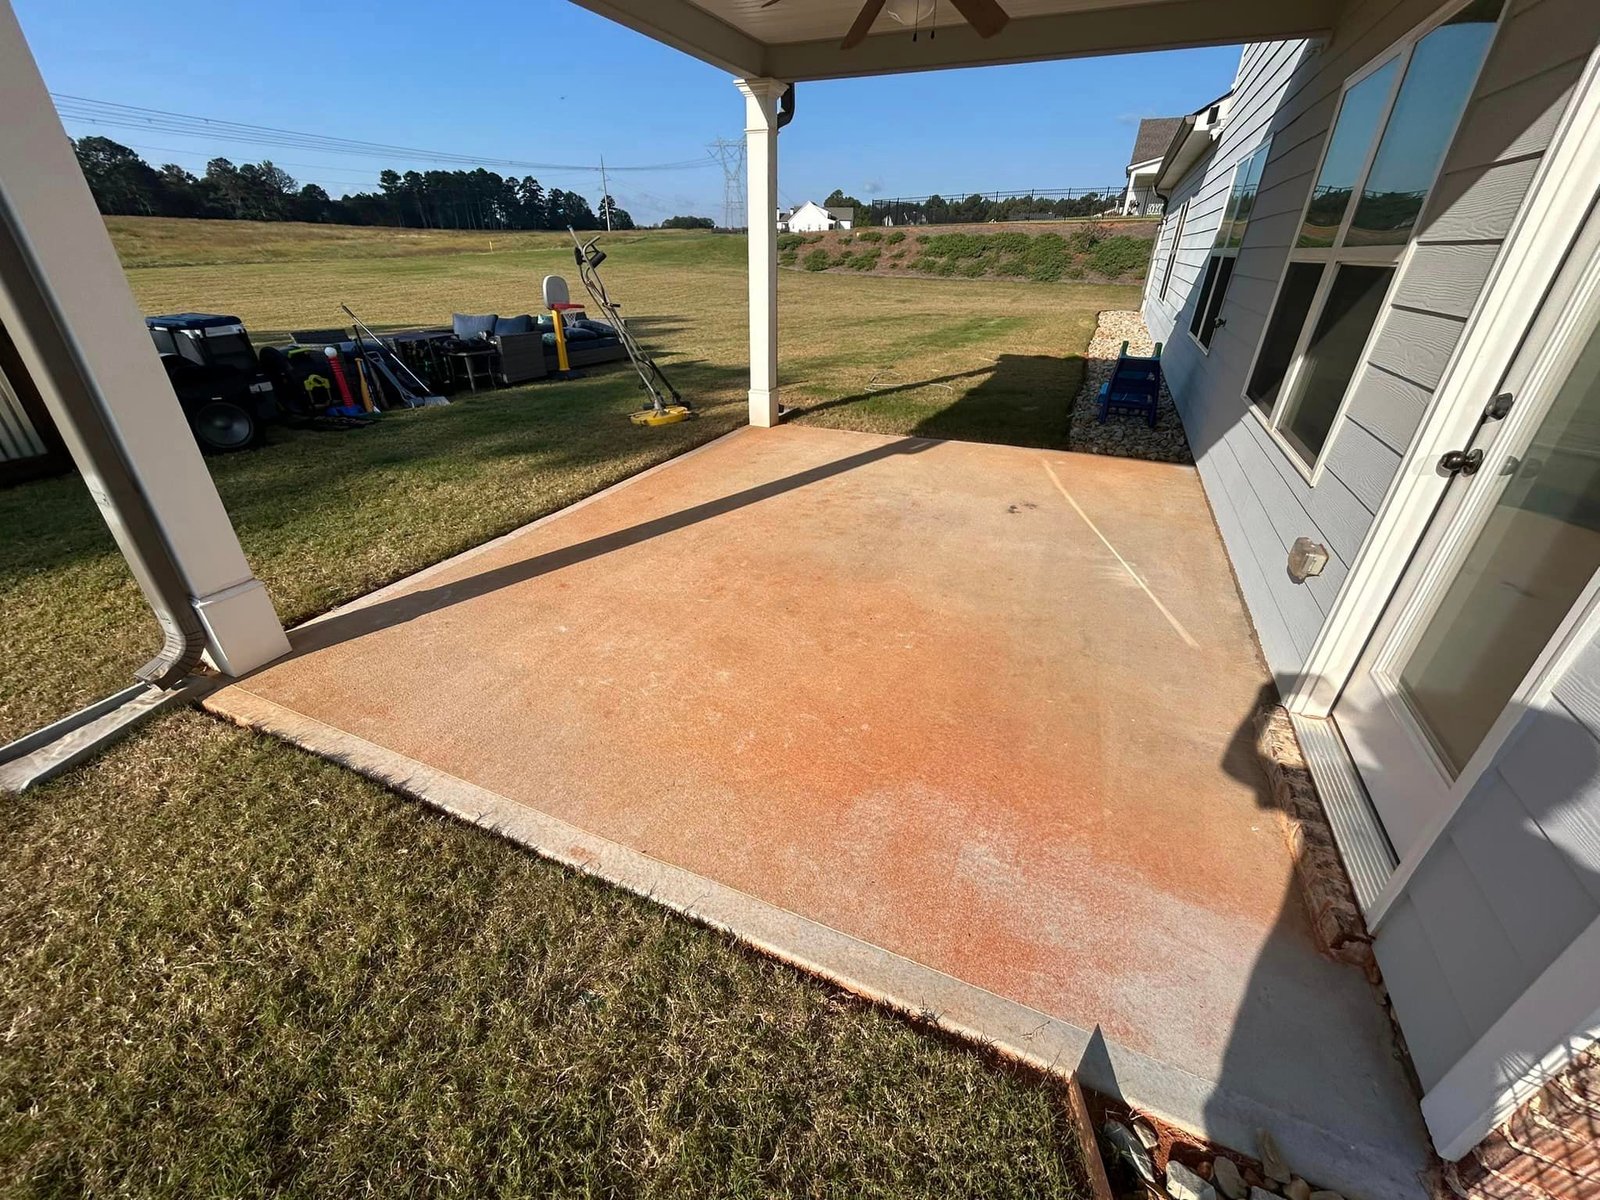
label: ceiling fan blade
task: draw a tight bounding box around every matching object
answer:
[947,0,1010,37]
[841,0,887,49]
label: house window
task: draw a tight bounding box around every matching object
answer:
[1158,200,1188,301]
[1189,142,1270,350]
[1247,0,1505,470]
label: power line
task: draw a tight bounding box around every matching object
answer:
[110,142,382,185]
[707,138,745,231]
[54,94,718,175]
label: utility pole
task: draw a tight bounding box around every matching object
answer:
[708,137,746,231]
[600,155,612,231]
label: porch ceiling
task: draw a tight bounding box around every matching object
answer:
[205,425,1431,1198]
[568,0,1341,80]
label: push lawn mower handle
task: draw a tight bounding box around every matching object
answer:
[569,227,605,269]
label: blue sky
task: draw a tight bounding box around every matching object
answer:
[16,0,1241,225]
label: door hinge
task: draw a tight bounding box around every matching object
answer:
[1486,392,1514,420]
[1439,448,1484,476]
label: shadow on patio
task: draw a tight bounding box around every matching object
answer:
[205,424,1432,1199]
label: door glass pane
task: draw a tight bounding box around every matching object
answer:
[1247,262,1324,410]
[1349,0,1504,246]
[1400,319,1600,774]
[1278,265,1394,463]
[1299,59,1400,248]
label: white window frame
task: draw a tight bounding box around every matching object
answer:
[1187,142,1271,356]
[1158,199,1188,301]
[1243,0,1510,484]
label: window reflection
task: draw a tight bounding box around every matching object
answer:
[1349,0,1502,245]
[1299,61,1398,248]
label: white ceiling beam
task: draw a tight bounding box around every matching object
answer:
[567,0,766,77]
[770,0,1339,81]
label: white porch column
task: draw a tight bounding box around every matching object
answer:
[736,77,786,428]
[0,1,288,680]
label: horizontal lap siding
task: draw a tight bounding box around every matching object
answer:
[1375,692,1600,1092]
[1161,0,1586,689]
[1365,0,1600,1134]
[1149,0,1600,1145]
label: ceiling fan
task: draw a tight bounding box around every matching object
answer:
[757,0,1011,50]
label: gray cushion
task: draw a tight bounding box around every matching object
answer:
[452,313,498,339]
[494,315,534,336]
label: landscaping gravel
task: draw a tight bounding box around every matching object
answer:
[1067,310,1194,465]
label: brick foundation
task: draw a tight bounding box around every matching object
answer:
[1443,1042,1600,1200]
[1253,706,1375,974]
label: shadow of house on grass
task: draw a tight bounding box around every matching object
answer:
[788,353,1084,450]
[785,345,1195,464]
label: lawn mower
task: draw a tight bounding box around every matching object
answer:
[146,313,281,453]
[568,228,692,427]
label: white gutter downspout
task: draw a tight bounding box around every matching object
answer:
[0,2,288,694]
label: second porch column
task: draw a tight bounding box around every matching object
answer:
[736,77,787,428]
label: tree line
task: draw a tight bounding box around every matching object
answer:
[823,187,1120,226]
[71,136,636,231]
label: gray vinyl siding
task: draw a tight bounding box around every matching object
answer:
[1353,0,1600,1103]
[1374,659,1600,1091]
[1146,0,1600,1142]
[1153,0,1593,687]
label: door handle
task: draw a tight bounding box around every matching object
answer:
[1439,448,1484,476]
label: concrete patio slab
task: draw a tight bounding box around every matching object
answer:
[206,425,1432,1199]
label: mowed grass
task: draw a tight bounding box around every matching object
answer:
[3,218,1135,738]
[1,708,1089,1198]
[0,218,1125,1196]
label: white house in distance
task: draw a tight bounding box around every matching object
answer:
[1121,115,1182,215]
[777,200,854,231]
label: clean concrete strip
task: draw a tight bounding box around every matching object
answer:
[1041,459,1199,648]
[1,675,214,792]
[203,685,1427,1200]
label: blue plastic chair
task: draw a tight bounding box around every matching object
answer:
[1096,340,1163,429]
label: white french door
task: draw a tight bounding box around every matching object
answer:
[1335,201,1600,861]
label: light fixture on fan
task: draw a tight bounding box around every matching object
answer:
[759,0,1008,51]
[885,0,937,25]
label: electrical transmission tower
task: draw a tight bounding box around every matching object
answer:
[708,138,746,230]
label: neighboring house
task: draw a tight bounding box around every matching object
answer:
[783,200,854,231]
[1121,115,1183,215]
[1140,0,1600,1179]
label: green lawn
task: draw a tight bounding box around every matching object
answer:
[1,710,1087,1198]
[3,219,1135,741]
[0,218,1132,1196]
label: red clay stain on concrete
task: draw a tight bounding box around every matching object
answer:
[214,426,1301,1072]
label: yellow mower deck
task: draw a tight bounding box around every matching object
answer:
[631,405,694,427]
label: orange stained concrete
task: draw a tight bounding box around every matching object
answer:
[208,425,1425,1190]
